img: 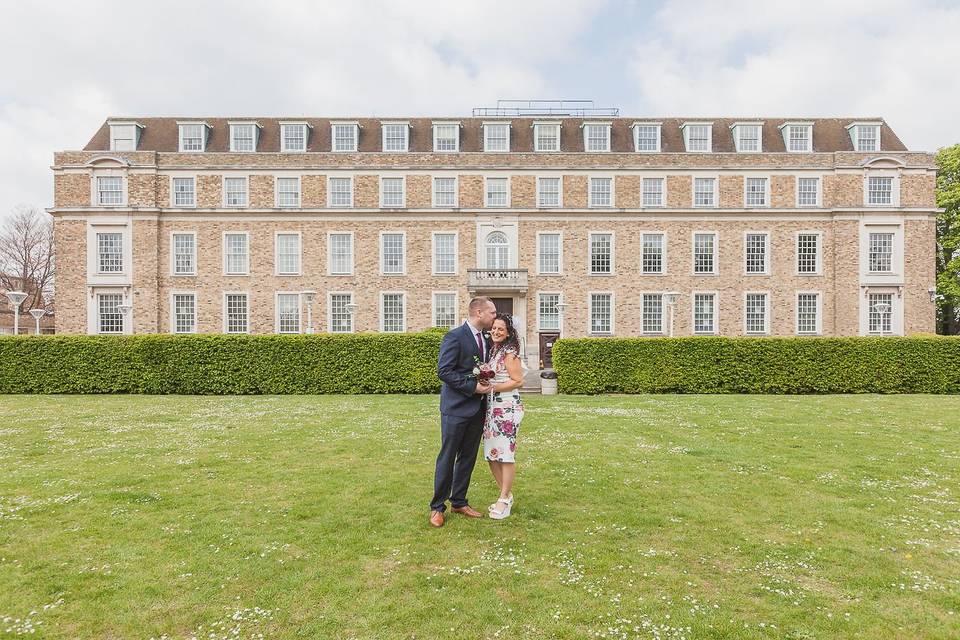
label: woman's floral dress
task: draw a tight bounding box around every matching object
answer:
[483,346,525,463]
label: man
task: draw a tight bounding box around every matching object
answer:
[429,296,498,527]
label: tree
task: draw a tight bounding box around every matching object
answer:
[0,206,55,320]
[936,144,960,334]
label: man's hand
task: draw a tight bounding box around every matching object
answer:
[475,382,491,394]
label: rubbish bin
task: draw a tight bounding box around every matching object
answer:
[540,369,558,395]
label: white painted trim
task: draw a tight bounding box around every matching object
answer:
[533,122,562,153]
[432,175,459,208]
[330,122,359,153]
[795,175,822,207]
[794,230,823,276]
[582,122,612,153]
[587,290,615,335]
[484,176,511,208]
[631,122,662,153]
[681,122,713,153]
[170,175,197,208]
[327,175,354,208]
[379,175,407,208]
[536,176,563,208]
[222,175,249,208]
[431,290,459,329]
[692,175,718,208]
[169,230,198,276]
[781,122,813,153]
[379,230,407,276]
[279,122,310,153]
[379,291,407,332]
[795,290,823,335]
[743,290,771,336]
[432,122,460,153]
[327,231,355,276]
[640,231,668,276]
[431,231,459,276]
[274,291,303,334]
[691,290,720,335]
[380,121,410,153]
[639,291,667,336]
[730,122,764,153]
[169,290,198,334]
[588,175,615,208]
[327,291,355,333]
[641,175,666,208]
[535,230,564,276]
[482,121,511,153]
[536,291,564,333]
[222,291,251,334]
[177,122,209,153]
[743,231,771,276]
[691,230,719,276]
[587,231,616,276]
[274,175,302,208]
[228,122,261,153]
[222,230,250,276]
[274,230,302,276]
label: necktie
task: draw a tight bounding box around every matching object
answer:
[476,331,484,360]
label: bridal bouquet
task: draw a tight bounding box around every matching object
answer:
[471,355,495,385]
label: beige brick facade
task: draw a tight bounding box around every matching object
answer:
[51,115,939,368]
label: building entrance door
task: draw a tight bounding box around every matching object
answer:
[539,332,560,369]
[490,297,513,316]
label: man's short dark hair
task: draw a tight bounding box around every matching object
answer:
[468,296,494,314]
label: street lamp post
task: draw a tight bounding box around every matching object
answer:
[117,303,133,334]
[302,290,317,334]
[346,302,359,333]
[663,292,681,337]
[29,309,46,335]
[4,291,28,336]
[555,301,568,339]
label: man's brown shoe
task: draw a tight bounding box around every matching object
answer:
[451,505,484,518]
[429,510,445,527]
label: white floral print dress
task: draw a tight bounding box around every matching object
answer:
[483,347,525,463]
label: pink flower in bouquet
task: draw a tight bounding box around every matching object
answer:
[472,356,495,384]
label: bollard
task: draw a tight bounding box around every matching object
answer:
[540,369,558,395]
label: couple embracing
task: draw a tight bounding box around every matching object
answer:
[429,296,526,527]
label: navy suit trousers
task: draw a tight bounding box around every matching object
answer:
[430,405,485,512]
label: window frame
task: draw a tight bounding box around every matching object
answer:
[847,122,882,152]
[588,231,615,276]
[533,121,561,152]
[274,176,302,208]
[692,176,717,208]
[327,176,354,208]
[795,290,822,335]
[279,122,310,153]
[380,176,406,208]
[222,231,250,277]
[170,230,197,277]
[692,230,718,276]
[640,292,665,335]
[641,177,665,208]
[582,122,611,153]
[228,121,260,153]
[731,122,763,153]
[744,176,770,208]
[588,176,614,208]
[170,291,198,334]
[536,176,562,208]
[743,231,771,276]
[275,292,302,334]
[631,122,662,153]
[641,232,667,276]
[484,177,510,208]
[96,292,125,334]
[796,176,821,207]
[431,291,459,329]
[327,231,355,276]
[223,176,249,208]
[222,291,250,334]
[171,176,196,208]
[682,122,713,152]
[795,230,823,276]
[692,291,719,335]
[432,176,458,208]
[381,121,410,153]
[95,175,125,207]
[743,291,771,336]
[379,291,407,333]
[781,122,813,153]
[96,231,124,274]
[536,231,563,276]
[537,292,563,332]
[274,231,302,276]
[379,231,407,276]
[482,121,511,153]
[327,291,355,334]
[431,231,459,276]
[330,122,359,153]
[432,122,460,153]
[588,291,615,335]
[177,122,208,153]
[865,174,897,207]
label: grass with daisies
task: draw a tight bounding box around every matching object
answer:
[0,394,958,639]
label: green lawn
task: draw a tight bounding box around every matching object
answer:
[0,394,958,639]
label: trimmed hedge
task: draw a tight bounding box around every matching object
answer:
[0,331,445,394]
[552,336,960,394]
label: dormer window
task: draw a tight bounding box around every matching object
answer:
[583,122,611,152]
[108,121,143,151]
[229,122,261,152]
[631,122,661,152]
[178,122,209,152]
[433,122,460,152]
[848,122,881,152]
[780,122,813,152]
[331,122,359,152]
[381,121,409,152]
[483,122,511,152]
[681,122,713,152]
[533,122,561,152]
[731,122,762,153]
[280,122,310,152]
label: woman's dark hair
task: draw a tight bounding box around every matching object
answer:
[491,313,521,357]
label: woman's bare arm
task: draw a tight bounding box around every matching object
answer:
[493,353,525,392]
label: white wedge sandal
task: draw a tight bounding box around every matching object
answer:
[489,493,513,520]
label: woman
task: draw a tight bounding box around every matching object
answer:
[483,313,526,520]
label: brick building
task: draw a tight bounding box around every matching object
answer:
[49,106,938,368]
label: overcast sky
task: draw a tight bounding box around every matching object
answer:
[1,0,958,225]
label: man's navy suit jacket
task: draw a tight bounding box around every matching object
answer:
[438,322,491,418]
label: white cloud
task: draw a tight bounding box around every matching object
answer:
[627,0,960,151]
